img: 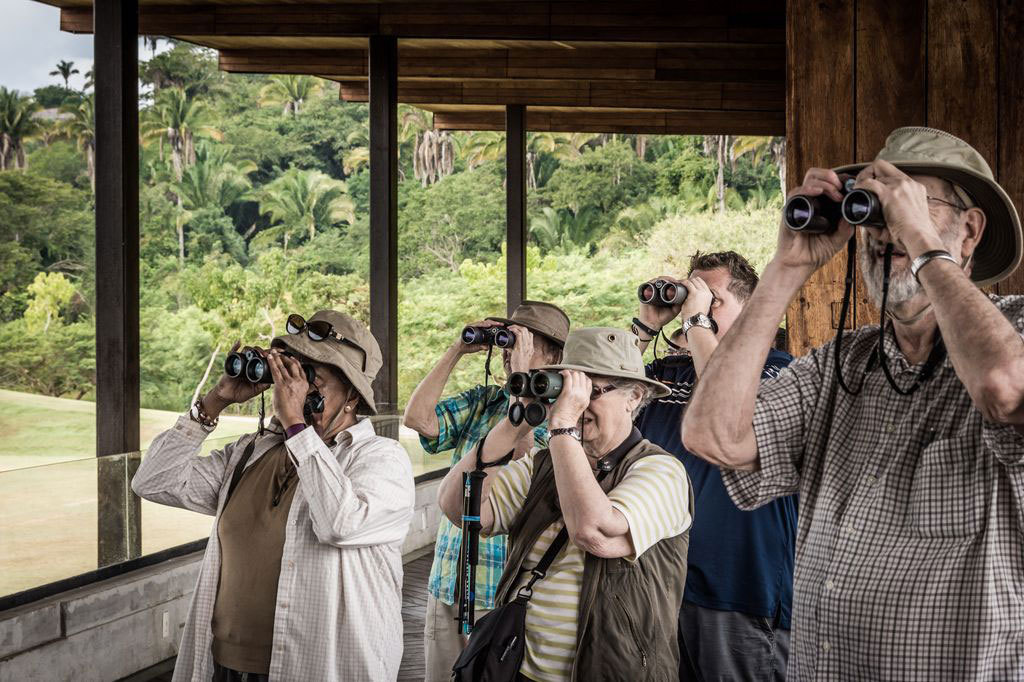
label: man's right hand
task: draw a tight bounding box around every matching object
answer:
[637,275,683,335]
[201,341,269,418]
[772,168,855,277]
[453,319,502,355]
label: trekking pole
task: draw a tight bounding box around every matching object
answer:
[457,468,485,634]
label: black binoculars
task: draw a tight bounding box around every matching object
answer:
[783,177,884,233]
[638,279,688,306]
[507,370,563,427]
[224,349,316,385]
[462,325,516,349]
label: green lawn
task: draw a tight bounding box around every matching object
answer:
[0,389,257,471]
[0,389,448,476]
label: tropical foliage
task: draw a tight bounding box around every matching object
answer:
[0,40,785,414]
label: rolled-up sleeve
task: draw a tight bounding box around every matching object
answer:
[419,385,487,454]
[982,419,1024,467]
[722,348,824,510]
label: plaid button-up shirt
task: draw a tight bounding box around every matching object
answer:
[133,415,415,682]
[723,294,1024,681]
[421,384,548,608]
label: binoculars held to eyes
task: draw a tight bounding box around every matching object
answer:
[638,279,688,307]
[462,325,516,349]
[507,370,563,427]
[224,349,317,385]
[783,177,885,233]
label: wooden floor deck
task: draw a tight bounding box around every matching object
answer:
[128,547,435,682]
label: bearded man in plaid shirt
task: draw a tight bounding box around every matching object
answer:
[684,127,1024,680]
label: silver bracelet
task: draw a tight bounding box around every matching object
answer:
[910,250,958,283]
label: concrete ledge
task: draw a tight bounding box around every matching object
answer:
[1,477,443,681]
[0,602,61,659]
[63,554,201,637]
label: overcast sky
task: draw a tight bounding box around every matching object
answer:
[1,0,170,96]
[1,0,95,93]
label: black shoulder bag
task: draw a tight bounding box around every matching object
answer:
[450,525,569,682]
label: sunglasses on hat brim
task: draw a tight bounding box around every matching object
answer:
[286,313,367,373]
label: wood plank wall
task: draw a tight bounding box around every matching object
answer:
[786,0,1024,354]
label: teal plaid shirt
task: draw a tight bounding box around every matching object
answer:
[423,383,548,608]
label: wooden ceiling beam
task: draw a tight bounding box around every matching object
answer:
[59,1,783,43]
[428,107,785,136]
[219,44,784,84]
[335,78,783,112]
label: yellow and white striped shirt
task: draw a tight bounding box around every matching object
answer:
[486,448,692,682]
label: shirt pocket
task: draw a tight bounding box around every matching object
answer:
[907,437,989,538]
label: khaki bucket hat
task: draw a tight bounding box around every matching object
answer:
[487,300,571,347]
[540,327,670,399]
[834,126,1023,287]
[271,310,382,415]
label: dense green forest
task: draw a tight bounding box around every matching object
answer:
[0,41,784,413]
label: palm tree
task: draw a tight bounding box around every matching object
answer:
[458,131,505,169]
[252,168,355,250]
[170,144,256,264]
[81,67,94,93]
[140,87,221,180]
[731,135,787,197]
[258,75,322,116]
[175,143,255,211]
[526,132,599,189]
[0,88,40,170]
[61,95,95,191]
[50,60,80,89]
[400,107,454,186]
[529,206,600,253]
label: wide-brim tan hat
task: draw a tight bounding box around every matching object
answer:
[834,126,1022,287]
[540,327,671,398]
[271,310,382,415]
[487,300,571,347]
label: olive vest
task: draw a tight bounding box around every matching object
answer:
[493,438,693,681]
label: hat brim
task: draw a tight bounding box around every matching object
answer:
[833,161,1023,287]
[538,364,672,399]
[271,335,377,415]
[485,317,566,347]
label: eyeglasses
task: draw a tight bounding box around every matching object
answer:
[926,196,967,212]
[589,384,618,401]
[286,313,367,373]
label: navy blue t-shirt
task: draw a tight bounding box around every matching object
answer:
[635,349,797,629]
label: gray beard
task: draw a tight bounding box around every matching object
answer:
[857,241,922,309]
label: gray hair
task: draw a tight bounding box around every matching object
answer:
[603,376,656,419]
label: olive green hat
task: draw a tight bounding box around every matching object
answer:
[487,300,571,347]
[540,327,671,398]
[271,310,382,415]
[834,126,1022,287]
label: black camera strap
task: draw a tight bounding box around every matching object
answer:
[833,238,946,396]
[875,245,947,395]
[483,343,494,389]
[833,236,862,395]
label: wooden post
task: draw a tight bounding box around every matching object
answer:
[94,0,141,566]
[369,35,398,420]
[506,104,527,315]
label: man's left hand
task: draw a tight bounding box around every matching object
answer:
[678,276,714,321]
[855,159,945,258]
[268,351,310,426]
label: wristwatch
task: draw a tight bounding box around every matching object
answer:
[681,313,718,338]
[550,427,582,441]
